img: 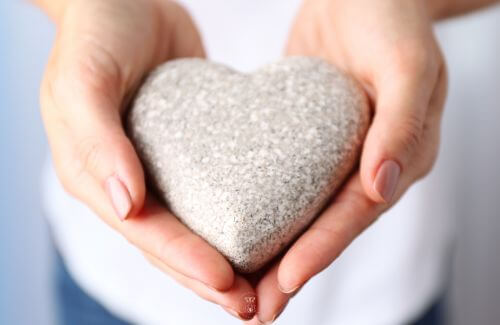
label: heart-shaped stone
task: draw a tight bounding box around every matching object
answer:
[127,57,370,273]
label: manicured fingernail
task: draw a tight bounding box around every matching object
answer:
[278,283,300,294]
[373,160,401,203]
[105,175,132,221]
[239,294,258,320]
[222,303,255,321]
[221,294,257,320]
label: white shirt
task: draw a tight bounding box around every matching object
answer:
[42,0,470,324]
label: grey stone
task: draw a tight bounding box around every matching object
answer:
[126,57,370,273]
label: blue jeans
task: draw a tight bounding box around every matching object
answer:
[54,253,445,325]
[54,253,130,325]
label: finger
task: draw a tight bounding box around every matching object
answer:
[42,32,147,221]
[44,66,145,221]
[143,252,257,321]
[246,263,290,324]
[47,148,236,293]
[359,57,441,204]
[122,195,238,291]
[278,173,384,293]
[42,0,206,221]
[397,63,448,187]
[162,1,206,59]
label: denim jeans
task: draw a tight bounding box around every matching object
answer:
[54,253,445,325]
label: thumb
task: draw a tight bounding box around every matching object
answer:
[359,72,435,204]
[71,117,146,221]
[44,36,146,221]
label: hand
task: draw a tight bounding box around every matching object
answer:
[246,0,447,323]
[38,0,257,320]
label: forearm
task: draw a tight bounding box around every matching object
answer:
[428,0,500,20]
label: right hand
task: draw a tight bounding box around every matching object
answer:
[38,0,257,320]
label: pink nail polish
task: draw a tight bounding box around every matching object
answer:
[105,175,132,221]
[239,294,258,320]
[373,160,401,203]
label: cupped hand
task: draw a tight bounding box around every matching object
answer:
[38,0,256,320]
[247,0,448,323]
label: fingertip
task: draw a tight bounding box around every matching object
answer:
[277,257,304,295]
[105,175,132,221]
[359,128,394,204]
[372,159,401,204]
[233,277,258,320]
[360,160,388,204]
[114,139,146,218]
[204,261,235,292]
[359,128,402,205]
[217,275,257,320]
[183,237,235,292]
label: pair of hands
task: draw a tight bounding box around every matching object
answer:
[38,0,450,323]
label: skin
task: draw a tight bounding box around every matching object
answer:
[33,0,499,323]
[36,0,257,321]
[246,0,499,323]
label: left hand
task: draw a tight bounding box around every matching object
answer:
[246,0,448,323]
[36,0,257,320]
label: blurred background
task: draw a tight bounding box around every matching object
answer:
[1,1,499,325]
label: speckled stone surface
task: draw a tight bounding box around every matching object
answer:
[127,57,370,273]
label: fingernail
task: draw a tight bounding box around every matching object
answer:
[278,283,300,294]
[105,175,132,221]
[373,160,401,203]
[222,301,256,321]
[239,294,258,320]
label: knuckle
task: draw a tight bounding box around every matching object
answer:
[71,50,121,94]
[397,114,424,154]
[155,232,190,263]
[54,155,84,198]
[73,136,105,178]
[52,137,103,197]
[406,120,440,181]
[51,40,122,106]
[388,41,437,79]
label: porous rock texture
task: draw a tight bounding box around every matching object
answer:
[127,57,370,273]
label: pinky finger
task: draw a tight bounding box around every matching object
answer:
[143,251,258,321]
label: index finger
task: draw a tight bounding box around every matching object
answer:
[277,173,384,293]
[121,195,236,291]
[70,166,236,292]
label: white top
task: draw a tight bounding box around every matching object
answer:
[42,0,464,324]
